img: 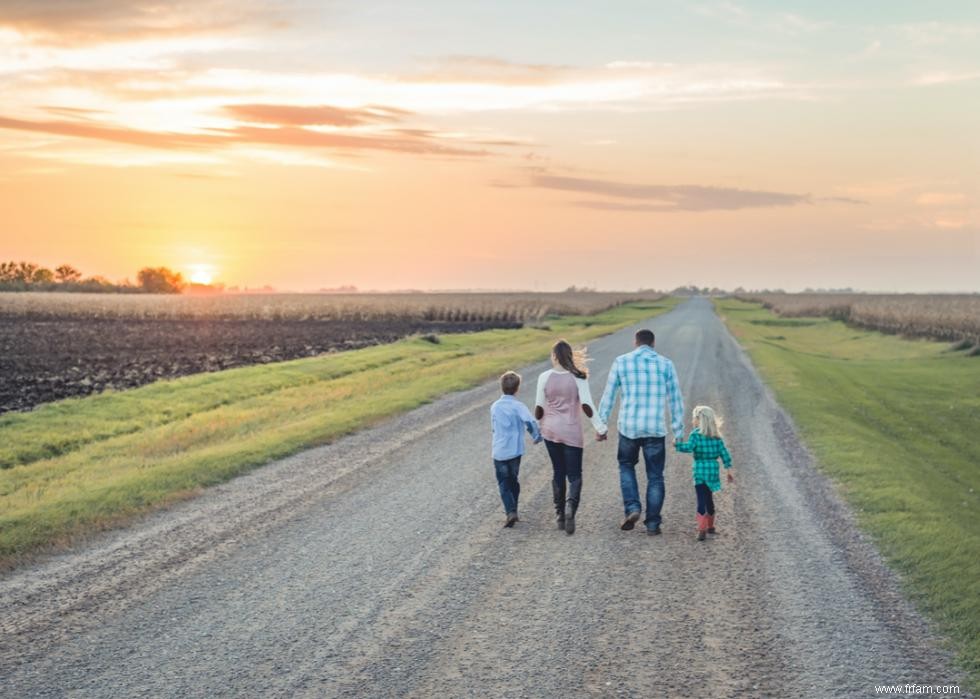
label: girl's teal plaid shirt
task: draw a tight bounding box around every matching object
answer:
[675,428,732,492]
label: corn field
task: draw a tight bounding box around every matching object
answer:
[0,291,662,323]
[741,293,980,348]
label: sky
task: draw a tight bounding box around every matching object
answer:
[0,0,978,292]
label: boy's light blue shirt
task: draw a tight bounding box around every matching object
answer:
[490,394,541,461]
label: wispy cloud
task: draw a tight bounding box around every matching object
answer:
[0,0,286,45]
[0,108,495,158]
[910,70,980,86]
[404,55,576,86]
[223,104,411,127]
[501,173,818,212]
[892,21,980,46]
[916,192,969,206]
[695,2,829,35]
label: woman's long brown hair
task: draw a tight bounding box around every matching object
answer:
[552,340,587,379]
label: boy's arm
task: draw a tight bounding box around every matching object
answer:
[519,402,543,443]
[597,361,620,427]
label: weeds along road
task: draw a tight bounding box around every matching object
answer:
[0,298,966,698]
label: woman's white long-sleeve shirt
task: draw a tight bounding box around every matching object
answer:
[535,368,607,448]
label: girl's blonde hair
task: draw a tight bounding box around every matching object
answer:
[692,405,722,438]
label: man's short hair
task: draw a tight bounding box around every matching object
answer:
[635,329,655,346]
[500,371,521,395]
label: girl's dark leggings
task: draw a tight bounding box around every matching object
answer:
[695,483,715,515]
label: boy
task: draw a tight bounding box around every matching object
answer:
[491,371,542,527]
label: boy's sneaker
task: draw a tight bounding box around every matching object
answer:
[620,511,641,531]
[504,512,518,528]
[646,526,661,536]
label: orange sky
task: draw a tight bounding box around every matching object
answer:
[0,1,977,291]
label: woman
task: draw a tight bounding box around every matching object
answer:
[535,340,606,535]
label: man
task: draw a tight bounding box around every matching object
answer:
[597,329,684,535]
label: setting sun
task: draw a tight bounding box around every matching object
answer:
[187,263,215,285]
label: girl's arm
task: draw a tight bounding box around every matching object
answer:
[575,376,607,434]
[720,441,732,469]
[674,432,696,452]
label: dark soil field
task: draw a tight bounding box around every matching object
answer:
[0,315,519,413]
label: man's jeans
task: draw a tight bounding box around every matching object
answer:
[493,456,521,515]
[617,435,666,530]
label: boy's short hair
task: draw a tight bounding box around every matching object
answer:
[500,371,521,395]
[635,329,655,346]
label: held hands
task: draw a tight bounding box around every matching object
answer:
[595,431,608,442]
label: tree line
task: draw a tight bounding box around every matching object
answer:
[0,262,187,294]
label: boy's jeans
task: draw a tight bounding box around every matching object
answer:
[493,456,522,515]
[617,435,666,530]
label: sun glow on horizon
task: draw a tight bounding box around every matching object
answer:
[187,263,216,285]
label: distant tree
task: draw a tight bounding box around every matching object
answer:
[32,267,55,284]
[137,267,185,294]
[15,261,38,283]
[55,264,82,283]
[0,261,17,283]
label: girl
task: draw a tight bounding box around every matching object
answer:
[535,340,606,535]
[674,405,733,541]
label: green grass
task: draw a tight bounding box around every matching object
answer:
[0,300,678,567]
[716,298,980,688]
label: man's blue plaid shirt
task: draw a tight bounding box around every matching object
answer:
[598,345,684,441]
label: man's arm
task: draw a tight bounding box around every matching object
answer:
[597,361,620,427]
[666,360,685,442]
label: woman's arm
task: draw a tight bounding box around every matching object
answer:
[575,376,607,433]
[534,370,549,421]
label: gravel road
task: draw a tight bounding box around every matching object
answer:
[0,298,968,698]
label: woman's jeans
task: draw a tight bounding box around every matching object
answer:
[695,483,715,515]
[545,440,583,516]
[617,435,666,530]
[493,456,521,515]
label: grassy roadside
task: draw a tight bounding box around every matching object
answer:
[715,298,980,688]
[0,299,678,568]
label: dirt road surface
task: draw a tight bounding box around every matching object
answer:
[0,298,967,698]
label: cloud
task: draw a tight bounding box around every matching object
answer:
[910,71,980,86]
[892,22,980,46]
[404,55,576,86]
[0,0,284,45]
[694,3,829,35]
[509,173,813,212]
[916,192,968,206]
[0,111,491,157]
[222,104,412,127]
[815,196,868,205]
